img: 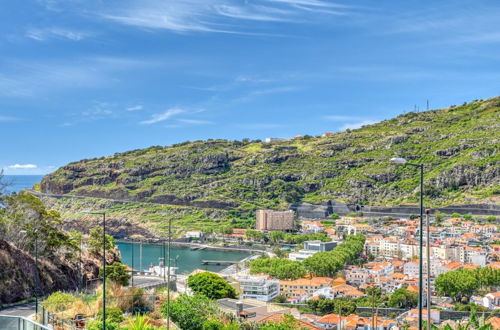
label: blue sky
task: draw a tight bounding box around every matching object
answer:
[1,0,499,175]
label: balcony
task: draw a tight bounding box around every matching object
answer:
[0,315,51,330]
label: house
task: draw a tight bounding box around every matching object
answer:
[302,220,326,233]
[315,313,342,329]
[405,309,440,325]
[280,277,333,296]
[403,260,419,279]
[185,230,203,239]
[236,275,280,302]
[483,292,500,310]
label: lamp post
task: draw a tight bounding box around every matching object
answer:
[20,229,39,316]
[83,211,107,330]
[166,216,172,330]
[391,157,424,330]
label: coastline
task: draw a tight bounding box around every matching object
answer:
[116,239,266,254]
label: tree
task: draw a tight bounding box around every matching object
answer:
[88,227,116,256]
[486,216,497,223]
[99,262,131,286]
[435,269,479,302]
[1,193,75,256]
[249,257,306,280]
[187,272,237,300]
[388,287,418,308]
[329,213,340,220]
[163,294,219,330]
[269,231,285,244]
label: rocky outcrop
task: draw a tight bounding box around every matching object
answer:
[0,240,120,304]
[38,97,500,214]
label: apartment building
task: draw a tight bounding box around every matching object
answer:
[236,275,280,302]
[279,277,333,296]
[256,209,295,232]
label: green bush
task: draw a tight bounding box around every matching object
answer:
[41,292,77,313]
[97,307,124,324]
[187,272,237,300]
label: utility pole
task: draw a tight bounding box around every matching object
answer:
[426,209,432,330]
[166,216,172,330]
[131,243,134,287]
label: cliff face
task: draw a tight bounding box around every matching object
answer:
[40,97,499,211]
[0,240,120,304]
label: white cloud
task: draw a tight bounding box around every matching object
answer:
[0,115,17,122]
[98,0,353,34]
[340,120,376,130]
[140,108,185,125]
[127,105,143,111]
[237,123,284,129]
[8,164,38,169]
[26,27,90,41]
[177,119,213,125]
[324,115,364,121]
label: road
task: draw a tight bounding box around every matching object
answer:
[0,302,35,318]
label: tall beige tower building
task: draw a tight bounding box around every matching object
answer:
[256,210,295,232]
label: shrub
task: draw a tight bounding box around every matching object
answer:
[42,292,78,313]
[187,272,237,300]
[97,307,124,324]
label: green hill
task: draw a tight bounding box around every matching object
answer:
[38,97,500,235]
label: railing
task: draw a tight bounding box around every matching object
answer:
[0,315,52,330]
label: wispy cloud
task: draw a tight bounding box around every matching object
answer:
[236,86,299,102]
[140,108,185,125]
[82,102,114,119]
[323,114,377,130]
[177,119,213,125]
[26,27,91,41]
[98,0,354,34]
[127,105,143,111]
[8,164,38,169]
[237,123,284,129]
[324,115,364,121]
[0,56,156,97]
[0,115,18,122]
[340,120,376,130]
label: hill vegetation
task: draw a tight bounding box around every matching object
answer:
[38,97,500,234]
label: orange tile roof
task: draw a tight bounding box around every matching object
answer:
[407,285,419,293]
[463,264,480,269]
[444,261,463,270]
[488,262,500,269]
[487,316,500,329]
[317,314,341,324]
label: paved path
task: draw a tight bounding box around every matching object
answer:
[0,302,36,318]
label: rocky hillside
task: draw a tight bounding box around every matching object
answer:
[0,239,120,304]
[39,97,499,232]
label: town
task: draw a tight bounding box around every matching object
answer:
[174,208,500,329]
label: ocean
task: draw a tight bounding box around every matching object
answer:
[2,175,44,194]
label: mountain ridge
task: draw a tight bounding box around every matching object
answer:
[38,97,499,233]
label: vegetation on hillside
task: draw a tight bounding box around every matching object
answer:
[36,97,499,233]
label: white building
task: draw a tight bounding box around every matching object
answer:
[289,249,318,261]
[185,230,203,239]
[236,275,279,302]
[289,240,336,261]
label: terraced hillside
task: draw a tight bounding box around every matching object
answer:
[38,97,500,234]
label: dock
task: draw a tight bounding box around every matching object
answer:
[201,260,238,265]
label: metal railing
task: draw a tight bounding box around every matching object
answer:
[0,315,52,330]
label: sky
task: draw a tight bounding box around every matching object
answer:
[1,0,499,175]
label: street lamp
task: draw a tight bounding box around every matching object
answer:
[391,157,424,330]
[83,210,107,330]
[20,229,40,316]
